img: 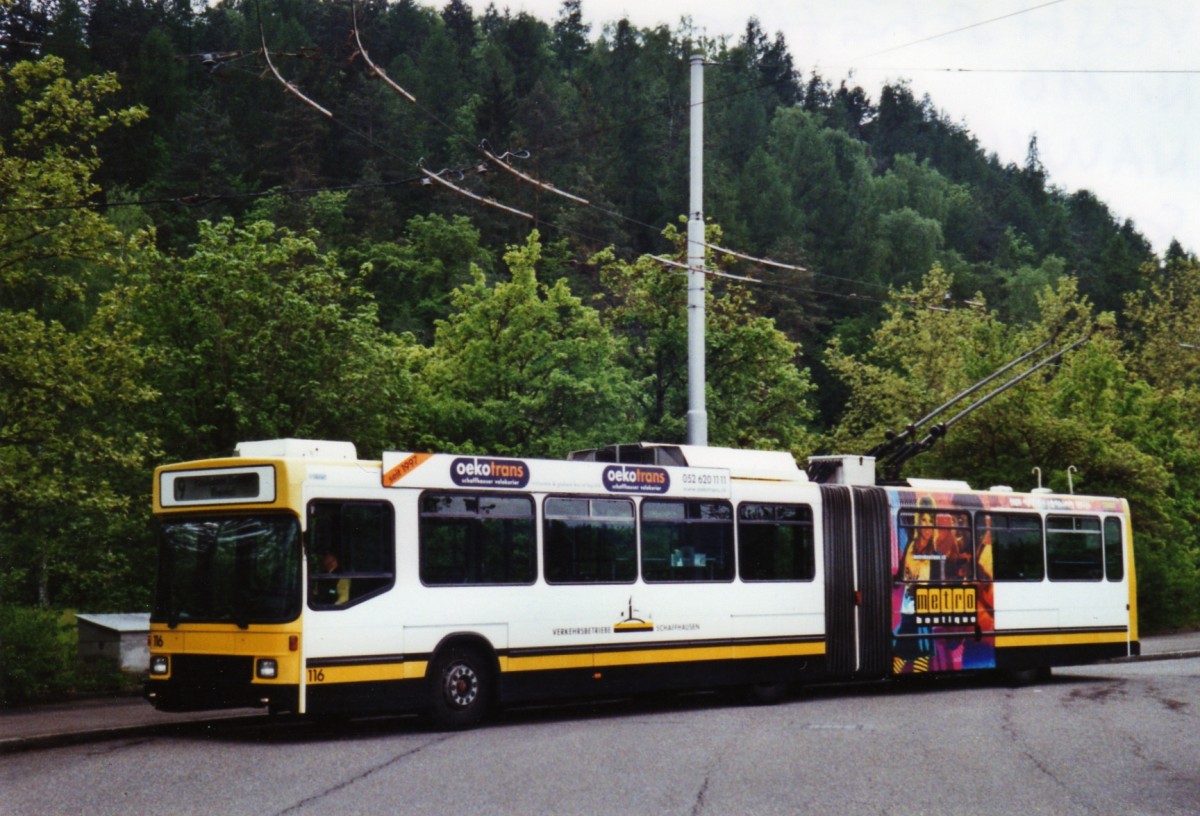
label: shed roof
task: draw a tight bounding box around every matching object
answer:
[75,613,151,633]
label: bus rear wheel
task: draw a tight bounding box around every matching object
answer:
[429,647,492,729]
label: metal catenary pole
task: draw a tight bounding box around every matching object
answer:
[686,53,708,446]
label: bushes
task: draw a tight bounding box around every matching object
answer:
[0,607,137,706]
[0,606,76,706]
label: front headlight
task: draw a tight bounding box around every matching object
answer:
[150,655,170,676]
[256,658,278,679]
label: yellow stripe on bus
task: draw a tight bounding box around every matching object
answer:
[503,653,595,672]
[503,641,825,673]
[595,640,824,669]
[732,641,825,660]
[996,630,1128,649]
[307,663,410,685]
[308,642,825,683]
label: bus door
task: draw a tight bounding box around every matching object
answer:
[302,499,404,712]
[821,486,891,679]
[894,503,994,674]
[853,486,892,678]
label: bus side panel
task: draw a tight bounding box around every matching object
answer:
[499,646,827,704]
[993,639,1131,671]
[993,583,1133,669]
[991,506,1135,669]
[821,485,855,678]
[854,486,893,679]
[305,676,426,715]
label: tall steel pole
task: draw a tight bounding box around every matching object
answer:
[686,53,708,447]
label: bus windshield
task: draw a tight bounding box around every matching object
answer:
[153,515,302,627]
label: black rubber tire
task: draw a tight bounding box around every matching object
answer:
[428,646,492,729]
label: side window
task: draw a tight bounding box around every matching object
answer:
[544,497,636,584]
[419,493,535,585]
[977,513,1044,582]
[898,507,973,582]
[1046,515,1103,581]
[1104,517,1124,582]
[307,501,395,608]
[641,500,734,583]
[737,503,815,581]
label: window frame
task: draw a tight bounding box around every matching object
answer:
[897,507,975,583]
[1046,514,1104,582]
[418,491,537,587]
[306,500,396,610]
[736,502,816,582]
[1103,516,1125,582]
[640,499,735,584]
[542,495,638,585]
[976,511,1045,583]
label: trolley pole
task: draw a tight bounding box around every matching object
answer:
[686,53,708,447]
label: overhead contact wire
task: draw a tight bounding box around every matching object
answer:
[260,27,333,118]
[420,167,534,221]
[351,3,416,103]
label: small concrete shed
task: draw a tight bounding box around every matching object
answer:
[76,613,151,673]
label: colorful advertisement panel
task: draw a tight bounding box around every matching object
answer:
[891,490,996,673]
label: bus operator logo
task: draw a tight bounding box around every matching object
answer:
[450,457,530,489]
[603,465,670,494]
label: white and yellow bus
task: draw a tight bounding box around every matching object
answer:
[145,439,1138,727]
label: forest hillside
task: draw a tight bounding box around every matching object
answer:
[2,0,1197,654]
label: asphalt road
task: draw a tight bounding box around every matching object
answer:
[3,657,1197,816]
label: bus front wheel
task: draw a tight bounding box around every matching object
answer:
[429,647,492,729]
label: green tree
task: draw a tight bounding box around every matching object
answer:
[1120,256,1200,629]
[475,40,518,146]
[0,57,155,609]
[551,0,589,74]
[1123,255,1200,393]
[743,107,873,284]
[823,264,1008,458]
[596,224,817,454]
[0,306,155,608]
[410,18,470,166]
[865,207,944,289]
[441,0,477,64]
[418,231,637,457]
[128,218,419,461]
[346,213,494,342]
[42,0,94,74]
[996,254,1066,322]
[577,18,680,251]
[1,56,146,316]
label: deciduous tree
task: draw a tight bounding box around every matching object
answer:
[418,231,637,456]
[0,57,154,609]
[127,218,419,461]
[596,224,817,454]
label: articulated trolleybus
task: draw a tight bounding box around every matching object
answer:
[146,439,1137,727]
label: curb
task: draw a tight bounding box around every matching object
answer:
[1108,649,1200,664]
[0,712,268,756]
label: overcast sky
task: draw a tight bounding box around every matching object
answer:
[480,0,1196,256]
